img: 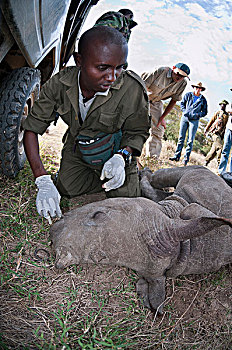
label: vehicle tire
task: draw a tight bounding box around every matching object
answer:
[0,67,41,178]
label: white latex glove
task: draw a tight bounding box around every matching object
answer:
[35,175,62,223]
[100,154,125,192]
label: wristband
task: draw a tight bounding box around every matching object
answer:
[117,148,132,164]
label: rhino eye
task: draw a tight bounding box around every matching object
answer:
[84,210,107,227]
[92,211,105,219]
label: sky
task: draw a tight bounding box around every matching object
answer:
[78,0,232,119]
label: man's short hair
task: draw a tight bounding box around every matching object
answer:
[78,26,127,55]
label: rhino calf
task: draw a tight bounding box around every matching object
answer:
[50,166,232,313]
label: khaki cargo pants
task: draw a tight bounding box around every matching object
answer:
[56,133,141,198]
[144,100,164,158]
[205,134,223,165]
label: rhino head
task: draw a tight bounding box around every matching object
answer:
[50,197,232,313]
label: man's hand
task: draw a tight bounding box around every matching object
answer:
[100,154,125,191]
[157,117,166,129]
[35,175,62,223]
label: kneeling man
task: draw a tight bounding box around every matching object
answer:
[23,26,150,222]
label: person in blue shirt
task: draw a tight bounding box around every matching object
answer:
[169,82,208,165]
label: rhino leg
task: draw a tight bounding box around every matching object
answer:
[136,278,150,309]
[136,276,166,314]
[140,175,173,202]
[149,165,202,189]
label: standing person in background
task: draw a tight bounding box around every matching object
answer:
[94,8,137,42]
[204,100,229,166]
[169,82,208,166]
[218,103,232,176]
[142,63,190,158]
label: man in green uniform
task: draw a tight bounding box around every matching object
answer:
[94,8,137,42]
[204,100,229,166]
[23,26,150,222]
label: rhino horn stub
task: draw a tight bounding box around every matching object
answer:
[54,246,78,270]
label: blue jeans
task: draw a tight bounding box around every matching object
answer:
[174,116,199,161]
[218,128,232,174]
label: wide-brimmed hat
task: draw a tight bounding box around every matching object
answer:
[219,99,229,105]
[191,82,206,91]
[173,63,190,77]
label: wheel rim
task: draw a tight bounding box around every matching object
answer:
[18,91,36,155]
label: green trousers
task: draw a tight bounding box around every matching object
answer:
[56,134,141,198]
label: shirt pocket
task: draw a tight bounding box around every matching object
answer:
[99,112,119,132]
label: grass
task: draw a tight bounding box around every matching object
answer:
[0,144,232,349]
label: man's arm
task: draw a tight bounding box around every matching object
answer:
[157,98,176,128]
[204,112,217,134]
[199,98,208,118]
[23,130,62,221]
[23,130,47,178]
[180,93,188,112]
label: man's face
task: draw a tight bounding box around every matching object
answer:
[172,70,186,83]
[220,104,226,111]
[193,86,202,96]
[76,40,128,97]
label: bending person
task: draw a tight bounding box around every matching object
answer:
[141,63,190,158]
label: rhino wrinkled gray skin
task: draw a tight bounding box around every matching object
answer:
[50,166,232,313]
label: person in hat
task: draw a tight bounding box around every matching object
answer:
[94,8,137,42]
[169,82,208,165]
[141,63,190,158]
[204,100,229,166]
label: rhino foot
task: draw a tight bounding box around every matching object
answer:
[136,276,166,314]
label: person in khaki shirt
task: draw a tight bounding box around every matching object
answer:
[204,100,229,166]
[23,26,150,223]
[141,63,190,158]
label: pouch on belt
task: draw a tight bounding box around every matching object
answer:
[76,130,122,166]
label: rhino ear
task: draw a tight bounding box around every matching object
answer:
[175,203,232,241]
[180,203,218,220]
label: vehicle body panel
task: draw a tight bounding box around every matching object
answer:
[0,0,99,69]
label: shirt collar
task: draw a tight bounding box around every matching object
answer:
[77,71,109,101]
